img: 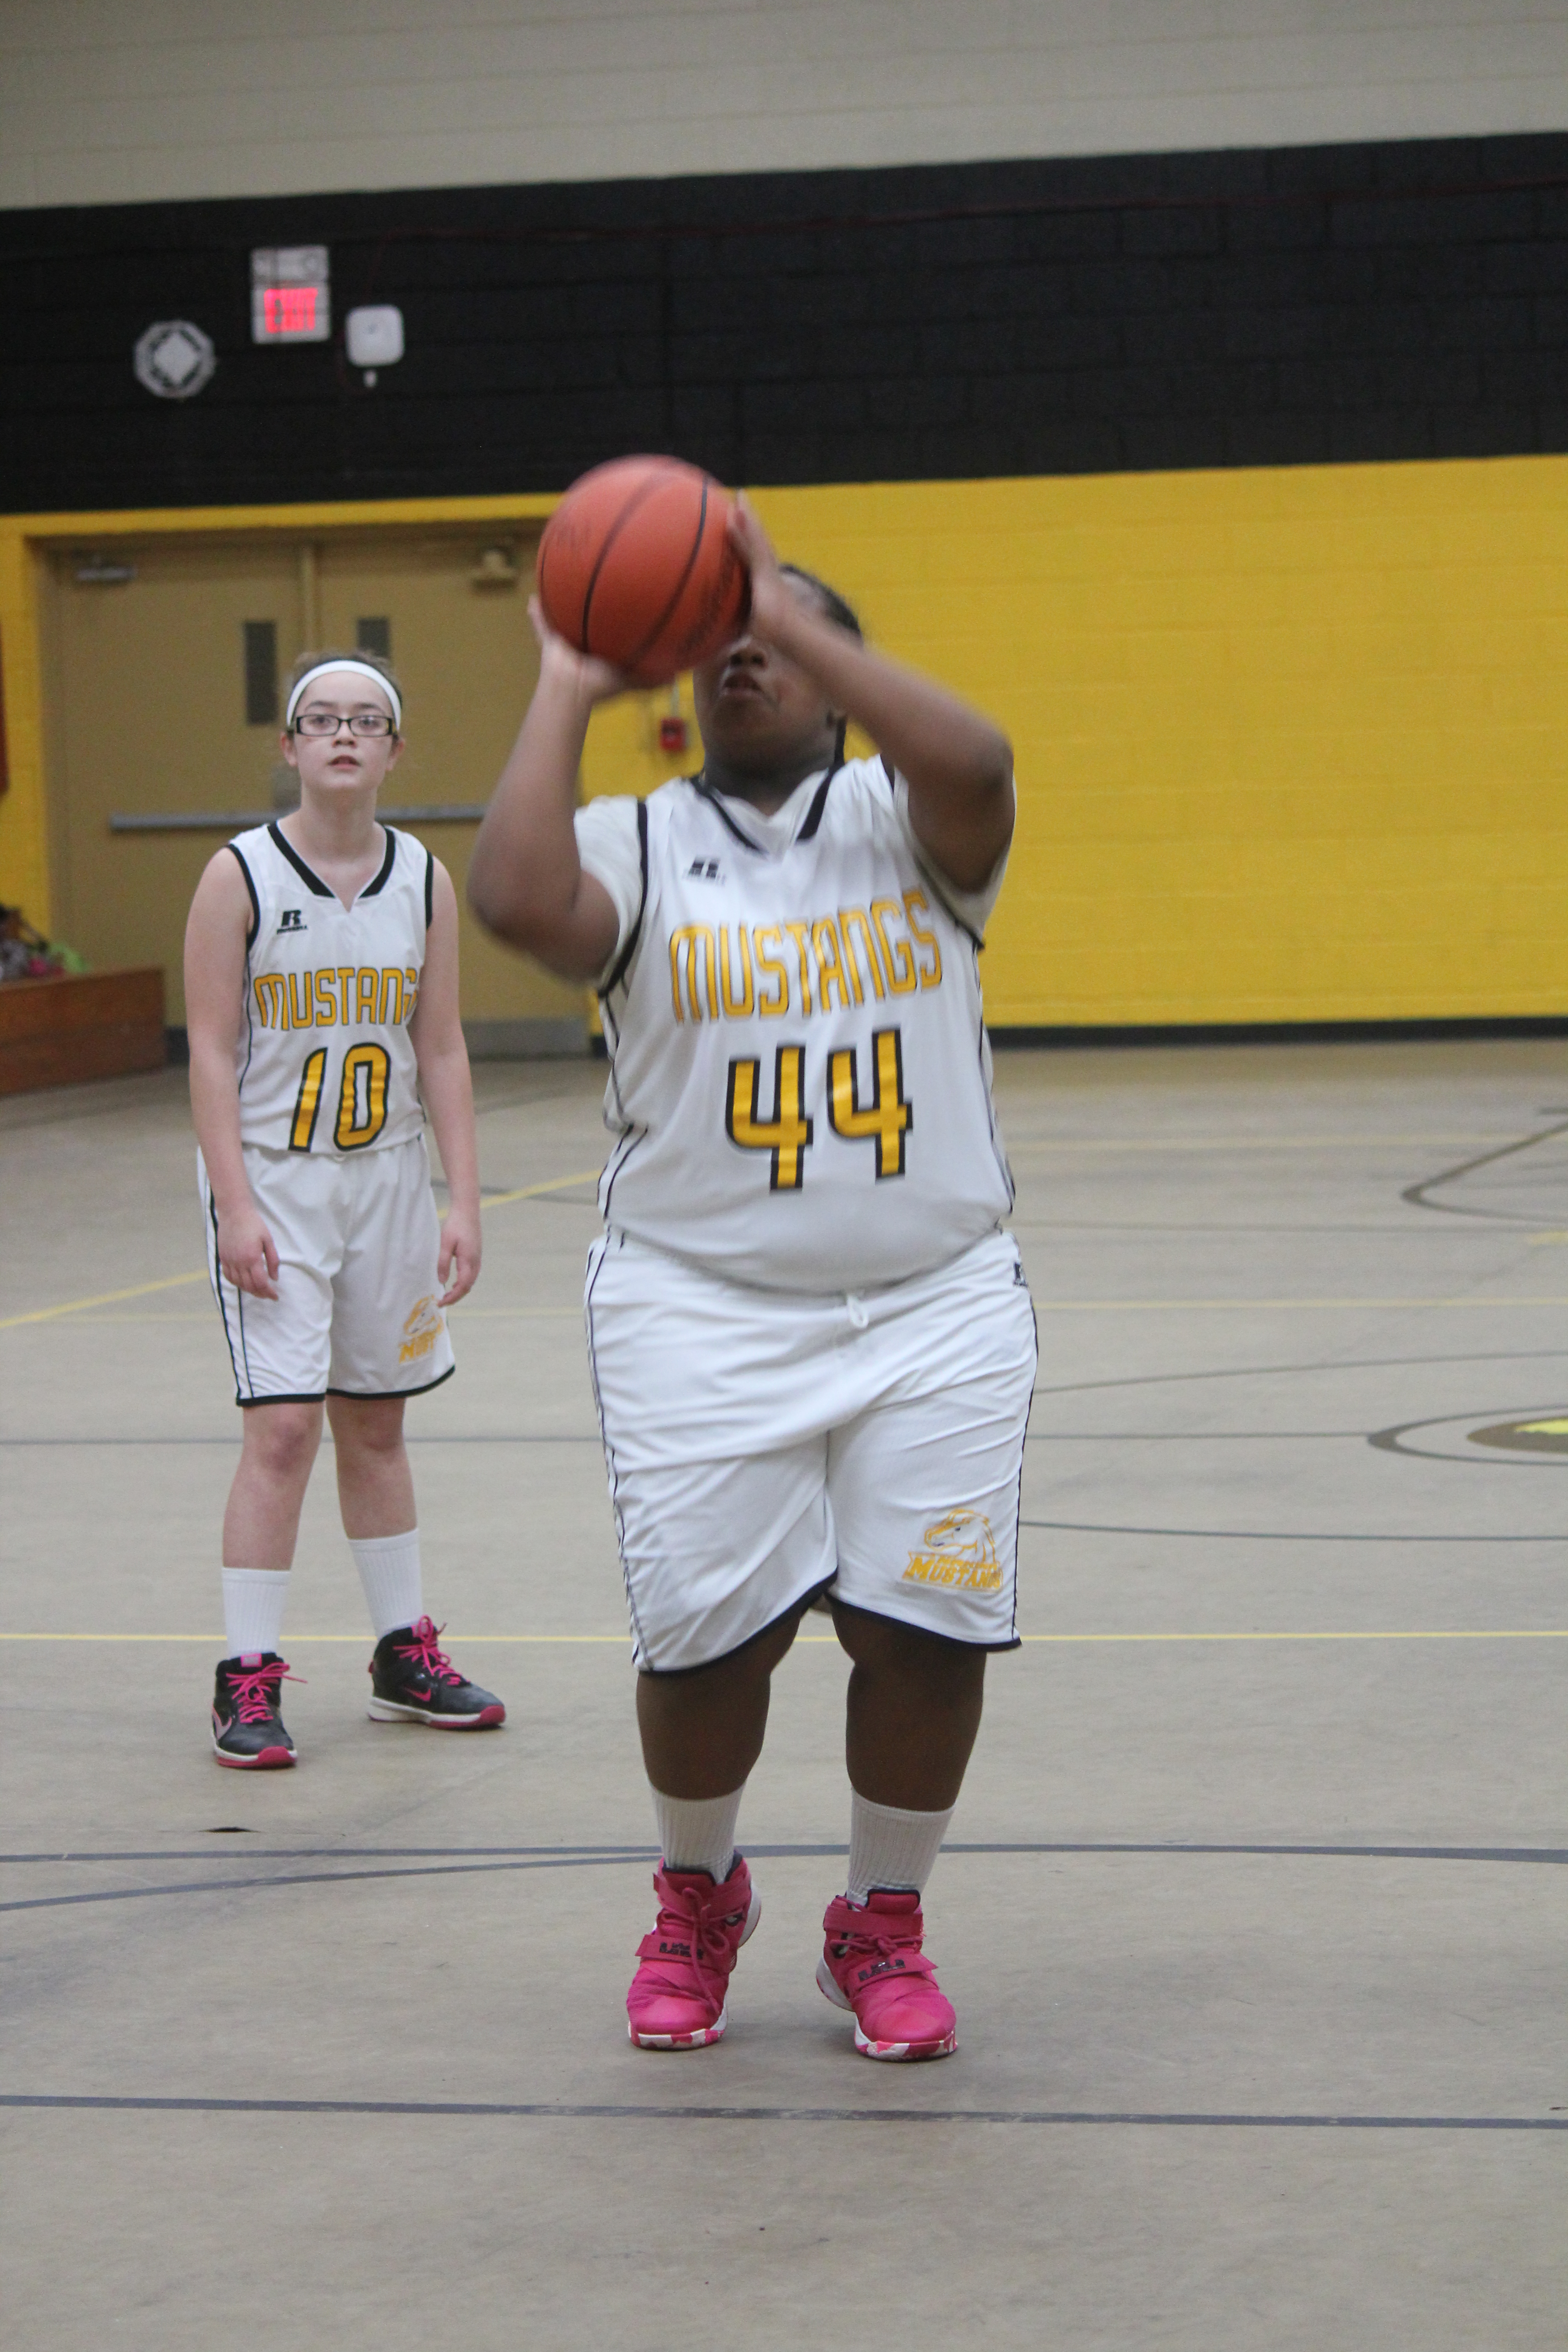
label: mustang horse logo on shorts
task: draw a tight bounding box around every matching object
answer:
[397,1294,445,1365]
[900,1510,1002,1593]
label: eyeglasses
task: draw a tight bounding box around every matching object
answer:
[293,709,397,738]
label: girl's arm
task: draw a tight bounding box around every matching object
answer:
[410,859,482,1306]
[736,502,1015,893]
[466,615,625,980]
[183,852,279,1299]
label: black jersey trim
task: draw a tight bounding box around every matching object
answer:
[360,825,400,900]
[266,822,333,898]
[226,843,261,948]
[634,1577,834,1678]
[204,1184,248,1402]
[691,758,843,852]
[600,798,649,997]
[691,777,769,856]
[228,844,260,1093]
[583,1235,654,1667]
[323,1363,457,1401]
[794,757,842,843]
[917,863,985,954]
[974,963,1016,1211]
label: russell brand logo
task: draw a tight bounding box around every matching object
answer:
[278,909,305,932]
[901,1510,1002,1593]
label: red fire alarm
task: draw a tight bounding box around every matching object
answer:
[659,715,689,753]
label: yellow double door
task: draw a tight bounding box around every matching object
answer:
[40,527,583,1039]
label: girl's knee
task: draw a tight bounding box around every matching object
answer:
[326,1395,408,1462]
[241,1401,322,1478]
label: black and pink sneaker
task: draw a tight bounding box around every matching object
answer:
[211,1653,297,1769]
[367,1617,505,1729]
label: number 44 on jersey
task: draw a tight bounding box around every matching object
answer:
[726,1027,911,1191]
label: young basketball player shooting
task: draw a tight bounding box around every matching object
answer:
[470,501,1034,2060]
[185,652,505,1767]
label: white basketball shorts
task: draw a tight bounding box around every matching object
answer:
[584,1228,1038,1672]
[200,1133,455,1405]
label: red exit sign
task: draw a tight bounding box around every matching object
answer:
[251,247,330,344]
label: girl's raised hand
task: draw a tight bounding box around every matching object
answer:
[528,595,628,707]
[726,495,791,643]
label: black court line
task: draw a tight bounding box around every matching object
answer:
[5,1841,1563,1866]
[1403,1118,1568,1224]
[0,1852,650,1913]
[1019,1519,1560,1542]
[5,1842,1562,1914]
[2,2094,1559,2131]
[1369,1411,1568,1470]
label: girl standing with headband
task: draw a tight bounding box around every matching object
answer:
[183,648,505,1767]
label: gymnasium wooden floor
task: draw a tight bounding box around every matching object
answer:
[2,1040,1563,2349]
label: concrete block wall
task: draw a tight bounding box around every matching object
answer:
[580,457,1568,1026]
[2,0,1566,212]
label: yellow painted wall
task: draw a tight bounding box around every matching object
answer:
[5,456,1564,1027]
[733,458,1568,1026]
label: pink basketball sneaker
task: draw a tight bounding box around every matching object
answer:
[627,1855,761,2050]
[818,1888,958,2060]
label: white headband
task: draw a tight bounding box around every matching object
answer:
[286,659,402,732]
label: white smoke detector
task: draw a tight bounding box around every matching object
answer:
[345,306,405,374]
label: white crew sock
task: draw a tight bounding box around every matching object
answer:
[846,1790,956,1904]
[349,1528,423,1640]
[650,1784,746,1883]
[221,1568,290,1659]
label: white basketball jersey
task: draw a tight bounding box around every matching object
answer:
[226,821,430,1156]
[596,759,1014,1292]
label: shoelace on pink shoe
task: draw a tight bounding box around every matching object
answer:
[640,1877,747,2009]
[831,1911,940,1987]
[392,1617,463,1684]
[225,1658,300,1724]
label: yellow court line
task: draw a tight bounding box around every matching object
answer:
[2,1630,1563,1645]
[0,1270,210,1329]
[0,1169,601,1332]
[480,1169,600,1209]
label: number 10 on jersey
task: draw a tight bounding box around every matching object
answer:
[289,1042,391,1152]
[726,1027,911,1191]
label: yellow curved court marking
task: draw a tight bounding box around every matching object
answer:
[0,1170,601,1331]
[2,1631,1563,1645]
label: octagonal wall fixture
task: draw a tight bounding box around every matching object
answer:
[133,319,216,400]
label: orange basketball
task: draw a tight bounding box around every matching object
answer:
[536,456,748,686]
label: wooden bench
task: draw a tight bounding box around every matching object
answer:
[0,967,167,1096]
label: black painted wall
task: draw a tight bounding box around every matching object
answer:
[4,132,1565,513]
